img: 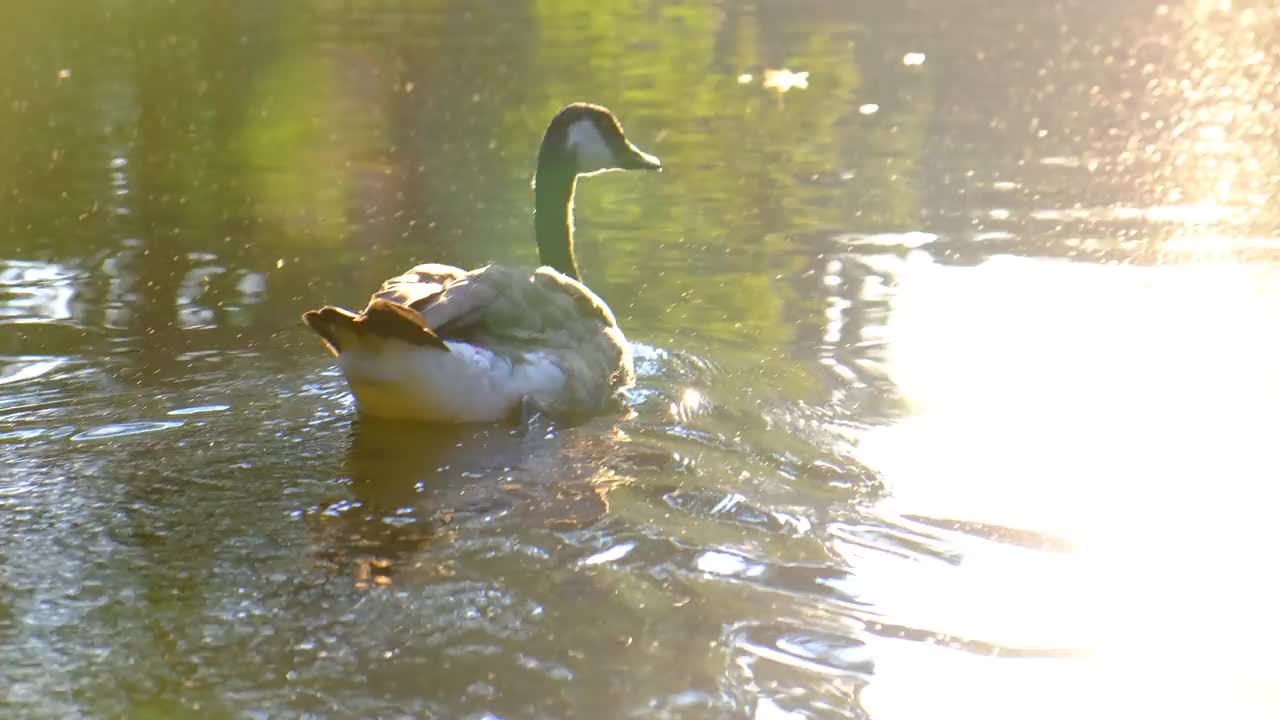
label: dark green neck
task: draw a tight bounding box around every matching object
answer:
[534,163,581,282]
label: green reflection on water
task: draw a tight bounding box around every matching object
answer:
[5,1,1278,719]
[0,0,910,368]
[1,3,900,717]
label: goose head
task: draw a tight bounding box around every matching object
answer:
[537,103,662,179]
[533,103,659,283]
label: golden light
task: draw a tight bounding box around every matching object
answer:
[671,387,706,423]
[850,253,1280,719]
[837,6,1279,710]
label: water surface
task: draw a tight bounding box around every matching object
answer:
[2,1,1279,718]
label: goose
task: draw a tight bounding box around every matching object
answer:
[303,103,661,423]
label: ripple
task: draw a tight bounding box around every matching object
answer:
[70,420,185,441]
[0,428,48,441]
[166,404,231,416]
[730,623,874,678]
[580,541,636,567]
[831,231,937,251]
[0,259,78,323]
[630,342,721,383]
[696,550,762,577]
[0,356,71,386]
[664,489,794,534]
[725,623,872,720]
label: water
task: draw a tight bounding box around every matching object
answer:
[2,1,1278,718]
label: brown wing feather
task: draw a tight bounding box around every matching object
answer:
[363,264,623,348]
[301,300,449,353]
[359,298,450,350]
[373,263,467,311]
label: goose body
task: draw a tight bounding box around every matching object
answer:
[303,103,660,422]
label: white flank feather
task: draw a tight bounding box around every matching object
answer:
[336,338,566,423]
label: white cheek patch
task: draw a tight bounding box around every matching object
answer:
[566,118,616,174]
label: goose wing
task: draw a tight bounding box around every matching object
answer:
[372,264,621,344]
[373,263,467,316]
[372,263,634,414]
[305,262,633,418]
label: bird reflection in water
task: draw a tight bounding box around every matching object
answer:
[304,416,638,589]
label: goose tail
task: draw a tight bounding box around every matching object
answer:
[303,299,449,356]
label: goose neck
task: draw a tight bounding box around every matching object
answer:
[534,164,581,281]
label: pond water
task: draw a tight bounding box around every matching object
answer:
[3,1,1279,718]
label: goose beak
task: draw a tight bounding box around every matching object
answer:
[624,143,662,171]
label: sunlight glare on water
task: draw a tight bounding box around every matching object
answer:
[858,257,1280,719]
[850,3,1280,713]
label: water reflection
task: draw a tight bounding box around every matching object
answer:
[308,419,624,589]
[1,0,1279,718]
[0,260,78,323]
